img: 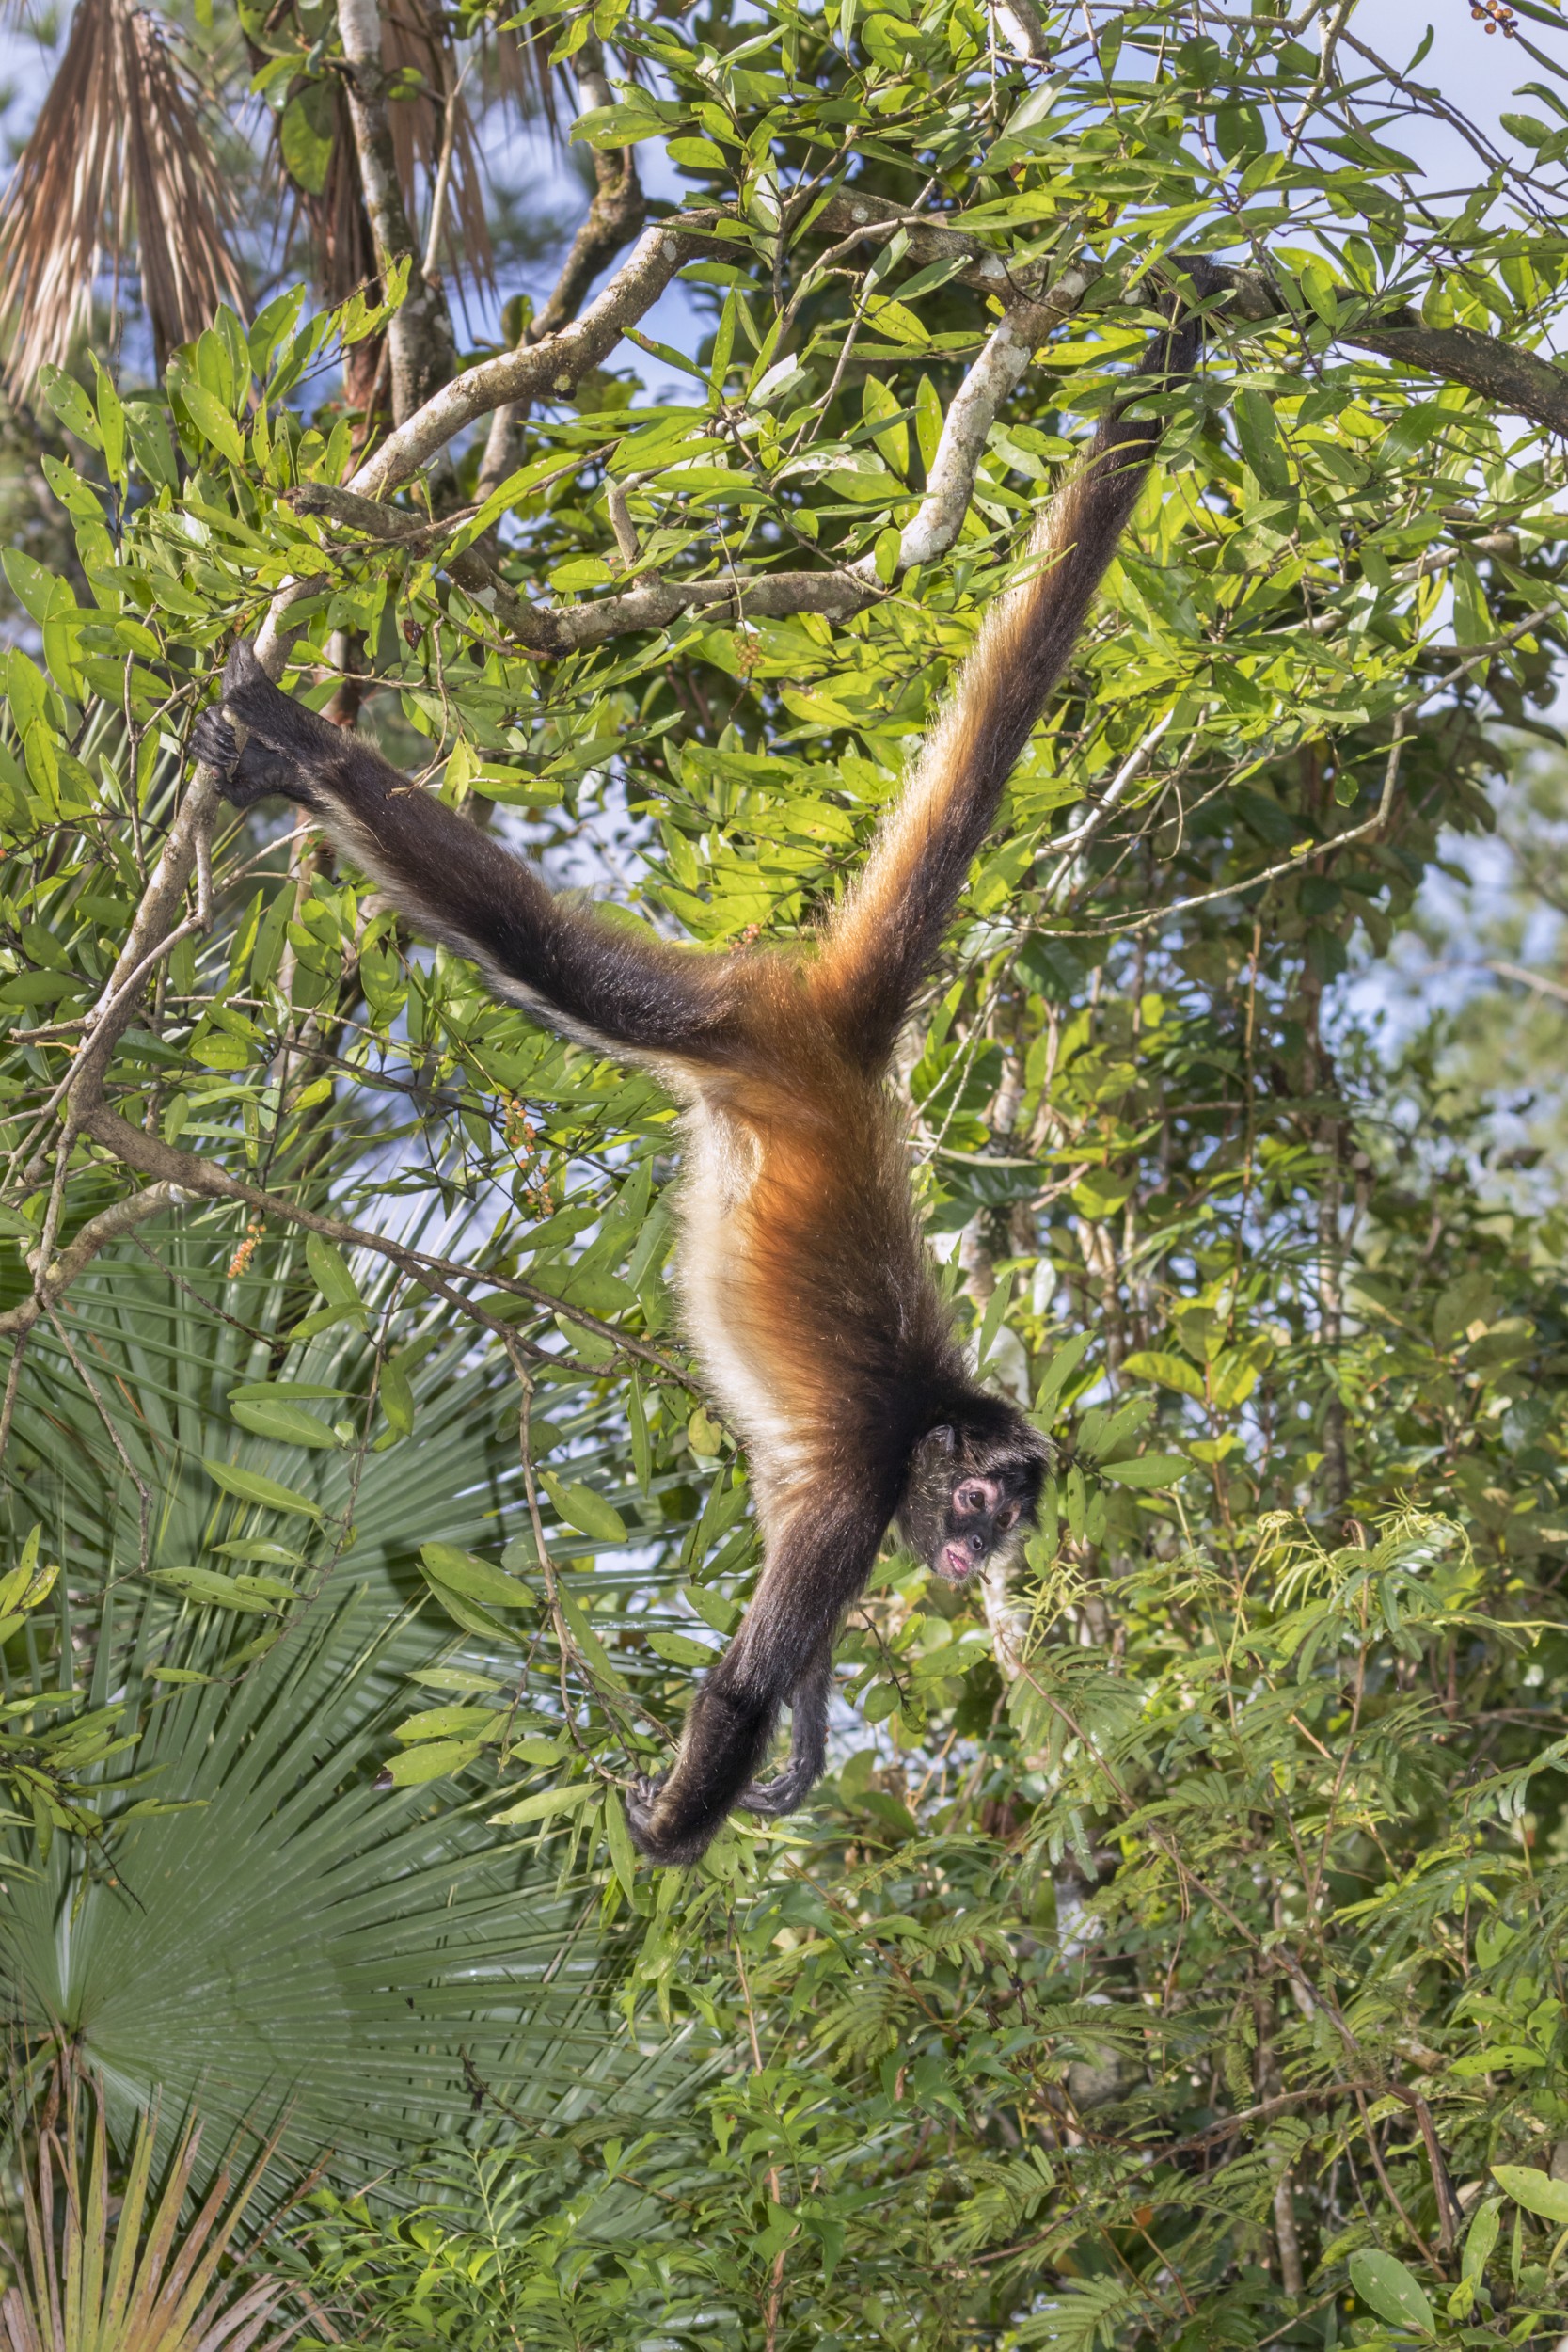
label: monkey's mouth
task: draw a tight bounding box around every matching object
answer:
[938,1543,975,1582]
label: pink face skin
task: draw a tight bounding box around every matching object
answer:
[934,1474,1021,1583]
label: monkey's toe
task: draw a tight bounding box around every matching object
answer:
[738,1768,816,1818]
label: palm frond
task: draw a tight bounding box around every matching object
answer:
[0,0,245,392]
[381,0,492,294]
[0,1588,670,2187]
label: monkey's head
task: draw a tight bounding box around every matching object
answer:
[896,1408,1049,1585]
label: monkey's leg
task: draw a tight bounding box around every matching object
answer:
[739,1644,832,1818]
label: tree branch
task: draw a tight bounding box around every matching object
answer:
[804,188,1568,436]
[318,286,1090,655]
[80,1104,692,1382]
[349,222,691,499]
[0,1183,181,1337]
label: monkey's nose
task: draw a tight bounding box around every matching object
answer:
[969,1533,985,1553]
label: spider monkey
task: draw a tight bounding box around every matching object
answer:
[192,272,1212,1867]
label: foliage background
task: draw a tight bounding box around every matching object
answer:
[8,0,1568,2343]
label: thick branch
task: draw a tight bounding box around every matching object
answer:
[350,223,691,499]
[337,0,455,420]
[316,291,1082,653]
[805,191,1568,437]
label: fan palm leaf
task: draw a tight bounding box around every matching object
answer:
[0,1585,702,2187]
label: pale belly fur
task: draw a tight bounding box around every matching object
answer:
[670,1100,811,1511]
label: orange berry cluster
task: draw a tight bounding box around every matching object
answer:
[228,1215,265,1279]
[1469,0,1516,34]
[502,1095,554,1216]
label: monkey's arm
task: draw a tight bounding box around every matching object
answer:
[816,285,1212,1068]
[202,642,742,1063]
[626,1495,883,1866]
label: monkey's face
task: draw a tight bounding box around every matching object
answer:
[932,1470,1025,1582]
[898,1427,1040,1583]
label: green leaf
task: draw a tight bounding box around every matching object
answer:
[280,85,336,195]
[603,1786,637,1899]
[1463,2198,1501,2283]
[1097,1454,1194,1488]
[202,1458,323,1518]
[380,1356,416,1438]
[1493,2163,1568,2222]
[1035,1332,1093,1414]
[419,1543,533,1611]
[645,1627,717,1667]
[381,1737,485,1786]
[306,1232,363,1308]
[37,365,101,446]
[542,1473,627,1545]
[230,1396,343,1449]
[1120,1349,1206,1403]
[177,377,245,465]
[1348,2249,1435,2337]
[1234,387,1291,499]
[148,1566,293,1614]
[489,1780,597,1825]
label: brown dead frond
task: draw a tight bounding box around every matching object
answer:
[0,0,247,395]
[294,79,380,310]
[281,0,492,311]
[488,20,561,139]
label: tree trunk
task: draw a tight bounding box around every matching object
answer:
[336,0,455,421]
[476,44,646,499]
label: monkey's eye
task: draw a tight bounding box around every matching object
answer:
[956,1484,988,1514]
[996,1504,1018,1532]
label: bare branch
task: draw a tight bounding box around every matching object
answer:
[82,1104,693,1383]
[805,191,1568,437]
[478,42,648,500]
[865,289,1085,573]
[0,1182,180,1337]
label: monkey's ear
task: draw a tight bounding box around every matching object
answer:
[929,1423,955,1453]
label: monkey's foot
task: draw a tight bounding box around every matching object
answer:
[738,1761,817,1818]
[624,1772,667,1853]
[193,708,238,780]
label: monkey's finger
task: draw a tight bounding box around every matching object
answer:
[192,710,238,774]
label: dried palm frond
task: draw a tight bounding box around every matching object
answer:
[1,2068,297,2352]
[0,0,247,395]
[489,19,561,138]
[293,78,380,309]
